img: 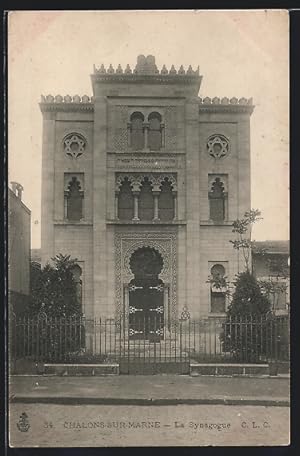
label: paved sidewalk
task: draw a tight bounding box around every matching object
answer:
[9,375,290,406]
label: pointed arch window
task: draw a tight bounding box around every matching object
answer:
[209,177,226,222]
[148,112,163,151]
[130,112,144,150]
[158,178,174,221]
[118,178,134,220]
[210,263,226,313]
[65,176,84,221]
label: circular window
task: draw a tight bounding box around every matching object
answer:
[207,135,229,159]
[64,134,86,158]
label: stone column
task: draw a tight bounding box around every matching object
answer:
[153,191,160,220]
[127,123,131,147]
[172,191,178,220]
[115,191,119,219]
[144,123,149,150]
[64,192,68,219]
[132,191,140,220]
[161,124,165,148]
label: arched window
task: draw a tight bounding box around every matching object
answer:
[139,178,154,221]
[210,264,226,313]
[158,178,174,220]
[130,112,144,150]
[148,112,162,151]
[209,177,226,222]
[71,264,82,307]
[211,264,226,280]
[118,178,134,220]
[66,177,83,221]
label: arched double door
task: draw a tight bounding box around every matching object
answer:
[128,247,164,341]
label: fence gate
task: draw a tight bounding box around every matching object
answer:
[118,314,190,375]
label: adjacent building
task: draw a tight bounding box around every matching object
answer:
[40,54,254,329]
[8,183,31,316]
[252,240,290,314]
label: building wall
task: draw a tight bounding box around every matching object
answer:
[8,188,31,315]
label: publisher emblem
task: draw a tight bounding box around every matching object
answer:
[17,412,30,432]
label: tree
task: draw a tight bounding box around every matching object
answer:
[227,270,270,316]
[213,210,273,361]
[230,209,262,272]
[29,254,81,317]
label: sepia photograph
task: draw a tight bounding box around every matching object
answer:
[7,10,290,447]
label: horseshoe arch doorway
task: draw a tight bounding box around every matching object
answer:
[128,247,164,340]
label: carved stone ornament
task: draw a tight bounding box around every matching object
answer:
[115,173,177,193]
[115,232,177,322]
[64,134,86,158]
[207,134,230,159]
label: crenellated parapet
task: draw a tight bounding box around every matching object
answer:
[39,94,94,112]
[94,60,199,77]
[199,96,254,113]
[92,55,201,90]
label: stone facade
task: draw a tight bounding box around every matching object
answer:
[40,55,254,320]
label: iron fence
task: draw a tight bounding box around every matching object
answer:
[10,313,289,373]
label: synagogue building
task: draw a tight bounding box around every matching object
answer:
[40,55,254,329]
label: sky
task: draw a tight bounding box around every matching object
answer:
[8,10,289,248]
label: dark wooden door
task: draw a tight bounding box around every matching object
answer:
[129,278,164,340]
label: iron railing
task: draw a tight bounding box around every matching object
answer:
[10,313,289,373]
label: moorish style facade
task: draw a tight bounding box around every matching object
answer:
[40,55,254,328]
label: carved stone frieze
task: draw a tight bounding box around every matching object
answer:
[115,173,177,192]
[112,154,183,170]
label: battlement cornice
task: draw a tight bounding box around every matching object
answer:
[39,94,94,112]
[92,55,202,87]
[199,97,254,114]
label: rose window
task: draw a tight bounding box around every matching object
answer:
[64,134,86,158]
[207,135,229,159]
